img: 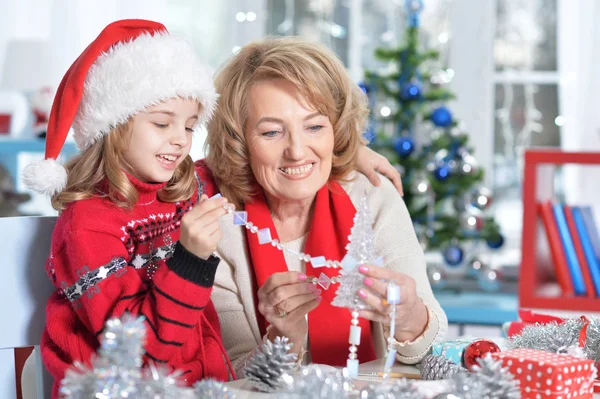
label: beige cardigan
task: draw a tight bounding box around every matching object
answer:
[212,173,448,377]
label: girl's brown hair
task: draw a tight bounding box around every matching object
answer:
[51,120,196,212]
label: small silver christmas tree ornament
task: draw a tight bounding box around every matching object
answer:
[244,336,298,392]
[332,193,384,378]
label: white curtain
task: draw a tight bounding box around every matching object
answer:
[558,0,600,224]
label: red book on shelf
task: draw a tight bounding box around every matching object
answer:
[563,205,596,298]
[538,201,574,296]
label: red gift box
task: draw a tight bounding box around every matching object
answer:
[492,348,597,399]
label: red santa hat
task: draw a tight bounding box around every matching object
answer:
[22,19,217,196]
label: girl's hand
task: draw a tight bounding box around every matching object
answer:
[356,264,429,342]
[356,146,403,195]
[179,194,230,259]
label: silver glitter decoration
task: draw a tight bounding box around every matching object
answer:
[192,379,236,399]
[360,378,426,398]
[332,193,379,309]
[509,316,600,363]
[280,364,351,399]
[467,355,521,399]
[419,354,467,380]
[140,363,186,398]
[244,336,298,392]
[59,362,97,399]
[97,313,146,370]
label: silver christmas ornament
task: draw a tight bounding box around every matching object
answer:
[193,379,236,399]
[459,207,484,232]
[427,264,447,289]
[469,356,521,399]
[376,101,397,120]
[419,354,466,380]
[332,194,379,310]
[360,378,426,399]
[432,394,465,399]
[280,364,351,399]
[244,336,298,392]
[465,257,484,278]
[477,265,503,292]
[410,173,432,195]
[141,364,186,399]
[469,187,493,211]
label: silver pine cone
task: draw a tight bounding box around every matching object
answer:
[244,336,298,392]
[419,354,467,380]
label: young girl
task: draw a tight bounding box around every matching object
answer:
[22,19,234,396]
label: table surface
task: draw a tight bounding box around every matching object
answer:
[224,358,600,398]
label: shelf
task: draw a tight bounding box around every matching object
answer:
[434,291,518,326]
[520,149,600,312]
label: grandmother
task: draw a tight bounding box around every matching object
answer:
[199,37,447,377]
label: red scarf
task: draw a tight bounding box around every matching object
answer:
[245,182,376,366]
[194,161,377,366]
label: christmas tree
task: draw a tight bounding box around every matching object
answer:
[362,0,503,266]
[332,193,380,310]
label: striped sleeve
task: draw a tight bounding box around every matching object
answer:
[54,228,218,364]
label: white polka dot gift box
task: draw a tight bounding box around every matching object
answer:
[491,348,597,399]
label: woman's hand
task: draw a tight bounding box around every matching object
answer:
[356,264,429,342]
[356,146,403,195]
[257,271,322,351]
[179,194,230,259]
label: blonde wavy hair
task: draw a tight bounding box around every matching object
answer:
[205,37,368,207]
[51,120,196,212]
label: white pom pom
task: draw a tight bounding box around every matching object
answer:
[22,158,68,196]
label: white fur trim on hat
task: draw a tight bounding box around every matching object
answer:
[73,32,217,151]
[22,158,68,196]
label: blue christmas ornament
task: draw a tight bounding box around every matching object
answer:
[431,106,453,127]
[478,267,502,292]
[442,245,464,267]
[358,81,370,95]
[405,0,424,13]
[362,125,376,144]
[393,136,414,157]
[434,164,451,181]
[400,82,422,100]
[486,233,505,249]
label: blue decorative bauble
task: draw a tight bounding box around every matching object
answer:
[358,81,370,95]
[405,0,424,13]
[486,234,505,249]
[431,106,453,127]
[434,164,451,181]
[478,266,502,292]
[442,245,464,267]
[393,136,414,157]
[362,125,376,144]
[400,82,422,100]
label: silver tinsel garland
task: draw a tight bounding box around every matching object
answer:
[59,314,233,398]
[192,379,236,399]
[280,364,351,399]
[244,336,298,392]
[360,378,426,399]
[509,316,600,363]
